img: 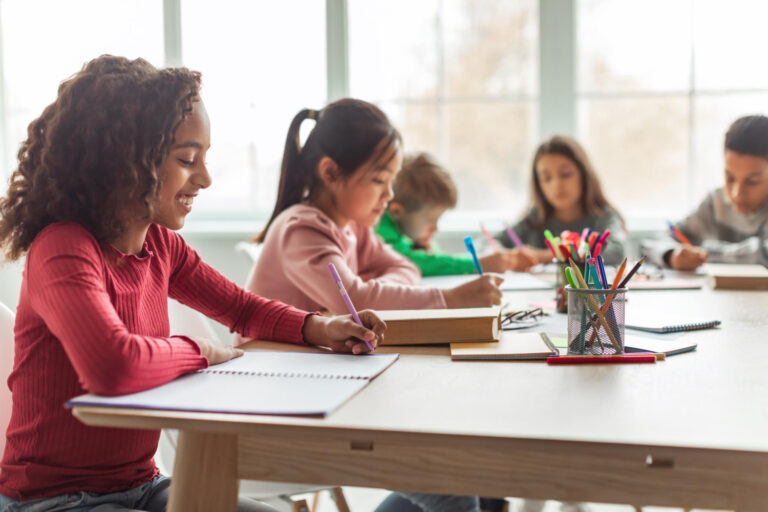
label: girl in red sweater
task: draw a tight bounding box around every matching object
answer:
[0,55,382,511]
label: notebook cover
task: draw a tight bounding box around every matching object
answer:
[450,332,557,360]
[376,307,501,345]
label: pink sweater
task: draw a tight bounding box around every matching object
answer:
[241,204,446,328]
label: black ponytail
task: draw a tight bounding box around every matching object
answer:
[255,98,400,243]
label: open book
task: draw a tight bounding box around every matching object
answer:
[375,307,500,345]
[66,351,399,417]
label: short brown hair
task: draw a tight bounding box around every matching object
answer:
[393,152,457,212]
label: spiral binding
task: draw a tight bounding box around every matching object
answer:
[197,369,367,380]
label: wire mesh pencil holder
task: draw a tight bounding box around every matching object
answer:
[566,286,627,355]
[554,262,569,313]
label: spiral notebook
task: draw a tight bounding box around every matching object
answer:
[66,351,399,417]
[625,317,721,334]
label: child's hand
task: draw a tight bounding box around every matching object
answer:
[442,274,504,308]
[302,311,386,354]
[531,247,557,264]
[668,246,708,271]
[192,337,244,366]
[479,249,537,272]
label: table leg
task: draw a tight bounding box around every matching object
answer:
[167,430,239,512]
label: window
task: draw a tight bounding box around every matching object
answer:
[348,0,539,217]
[577,0,768,221]
[0,0,163,182]
[180,0,326,218]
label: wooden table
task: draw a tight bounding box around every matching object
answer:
[73,287,768,511]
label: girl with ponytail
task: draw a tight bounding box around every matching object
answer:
[244,98,502,320]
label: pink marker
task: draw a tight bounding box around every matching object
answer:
[479,223,501,252]
[327,263,374,352]
[504,224,524,249]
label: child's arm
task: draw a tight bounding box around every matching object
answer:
[281,225,446,313]
[356,225,423,284]
[27,228,207,397]
[164,229,310,345]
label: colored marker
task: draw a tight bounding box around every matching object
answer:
[327,263,375,352]
[464,236,483,274]
[547,354,656,365]
[504,225,524,249]
[479,223,501,252]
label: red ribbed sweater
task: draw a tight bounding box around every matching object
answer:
[0,222,310,501]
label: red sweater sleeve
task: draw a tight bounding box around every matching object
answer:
[26,226,207,397]
[161,227,311,344]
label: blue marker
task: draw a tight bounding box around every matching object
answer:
[463,236,483,275]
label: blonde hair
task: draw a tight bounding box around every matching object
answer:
[393,152,457,212]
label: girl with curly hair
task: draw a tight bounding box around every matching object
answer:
[0,55,383,511]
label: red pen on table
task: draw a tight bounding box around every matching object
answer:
[547,354,657,365]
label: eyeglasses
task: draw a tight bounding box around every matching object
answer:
[501,307,546,330]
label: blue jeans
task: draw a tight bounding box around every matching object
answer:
[0,476,277,512]
[375,491,481,512]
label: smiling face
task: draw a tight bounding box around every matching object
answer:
[324,142,403,228]
[535,152,583,212]
[153,100,212,230]
[724,150,768,215]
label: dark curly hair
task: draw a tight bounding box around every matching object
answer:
[0,55,202,261]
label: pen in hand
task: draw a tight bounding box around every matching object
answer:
[327,263,375,352]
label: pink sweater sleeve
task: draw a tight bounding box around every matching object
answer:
[281,224,446,314]
[163,228,309,344]
[27,229,207,397]
[357,225,422,284]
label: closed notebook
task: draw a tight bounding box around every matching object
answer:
[450,332,558,360]
[624,335,698,356]
[625,316,721,334]
[66,351,399,417]
[703,263,768,290]
[376,307,501,345]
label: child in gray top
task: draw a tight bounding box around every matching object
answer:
[645,115,768,270]
[497,135,628,265]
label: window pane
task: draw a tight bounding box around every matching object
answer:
[348,0,439,101]
[694,1,768,90]
[444,102,536,212]
[379,101,441,155]
[181,0,326,217]
[578,97,690,219]
[578,0,690,93]
[1,0,163,176]
[692,93,768,203]
[443,0,537,98]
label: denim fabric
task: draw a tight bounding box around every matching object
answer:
[0,476,278,512]
[375,491,481,512]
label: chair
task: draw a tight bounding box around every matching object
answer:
[0,302,15,461]
[162,298,350,512]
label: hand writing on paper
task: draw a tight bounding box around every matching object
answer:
[479,248,538,273]
[303,311,386,355]
[442,274,504,308]
[668,246,708,271]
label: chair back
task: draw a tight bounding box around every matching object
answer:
[0,303,15,460]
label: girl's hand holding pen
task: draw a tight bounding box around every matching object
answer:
[442,274,504,308]
[302,311,386,355]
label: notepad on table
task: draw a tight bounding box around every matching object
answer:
[624,335,698,356]
[625,315,721,334]
[422,272,552,291]
[703,263,768,290]
[375,307,501,345]
[450,332,558,360]
[66,351,399,417]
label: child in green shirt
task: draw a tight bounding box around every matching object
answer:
[376,152,537,276]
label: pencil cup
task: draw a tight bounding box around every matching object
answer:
[566,286,627,355]
[555,262,569,313]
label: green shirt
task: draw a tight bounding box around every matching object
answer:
[375,211,476,277]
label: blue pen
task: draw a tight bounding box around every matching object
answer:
[596,255,609,289]
[464,236,483,275]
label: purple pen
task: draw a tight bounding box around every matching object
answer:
[504,225,524,249]
[327,263,375,352]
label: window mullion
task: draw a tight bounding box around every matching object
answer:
[326,0,349,101]
[163,0,183,67]
[539,0,576,138]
